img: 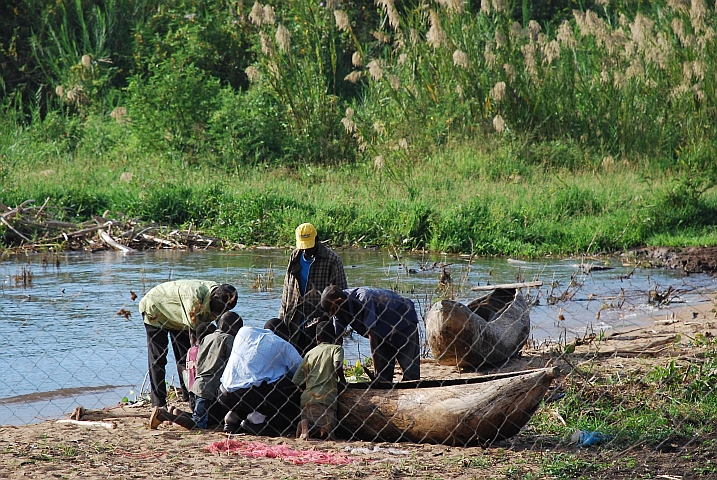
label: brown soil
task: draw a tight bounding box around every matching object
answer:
[2,293,717,479]
[632,245,717,274]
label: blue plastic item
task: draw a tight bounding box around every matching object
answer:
[577,430,610,447]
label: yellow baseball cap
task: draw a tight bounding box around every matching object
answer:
[295,223,317,250]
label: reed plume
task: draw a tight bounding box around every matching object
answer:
[542,40,560,65]
[492,0,509,13]
[373,121,386,135]
[495,30,507,48]
[376,0,400,30]
[452,50,470,69]
[341,108,357,133]
[250,2,264,25]
[260,32,274,56]
[372,30,391,43]
[262,5,275,25]
[493,114,505,133]
[344,71,362,83]
[352,52,363,67]
[276,25,291,53]
[334,10,350,31]
[490,81,506,102]
[521,43,538,78]
[388,75,401,90]
[436,0,464,14]
[368,59,384,80]
[528,20,541,42]
[510,22,525,41]
[557,21,577,49]
[503,63,516,82]
[427,10,448,48]
[245,66,261,82]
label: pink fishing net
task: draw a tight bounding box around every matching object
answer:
[205,439,355,465]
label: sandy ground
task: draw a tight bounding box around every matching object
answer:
[2,296,717,479]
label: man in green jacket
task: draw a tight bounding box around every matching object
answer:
[139,280,238,407]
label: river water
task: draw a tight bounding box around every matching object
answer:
[1,248,715,425]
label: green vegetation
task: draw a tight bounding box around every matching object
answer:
[2,0,717,255]
[529,335,717,451]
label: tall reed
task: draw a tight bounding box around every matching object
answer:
[330,0,717,176]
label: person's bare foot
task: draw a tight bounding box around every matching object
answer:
[297,419,309,440]
[170,406,192,418]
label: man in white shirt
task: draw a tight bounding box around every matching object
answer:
[218,324,303,434]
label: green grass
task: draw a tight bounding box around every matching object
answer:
[2,134,717,255]
[528,337,717,452]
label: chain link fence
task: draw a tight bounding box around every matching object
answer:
[2,250,717,464]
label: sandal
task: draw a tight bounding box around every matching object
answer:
[149,406,163,429]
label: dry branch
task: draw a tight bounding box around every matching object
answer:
[0,198,224,253]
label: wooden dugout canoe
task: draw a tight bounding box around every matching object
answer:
[337,367,557,446]
[425,288,531,369]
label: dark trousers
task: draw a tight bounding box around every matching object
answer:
[217,376,301,432]
[370,328,421,382]
[145,323,191,407]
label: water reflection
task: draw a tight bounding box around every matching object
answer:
[1,248,715,425]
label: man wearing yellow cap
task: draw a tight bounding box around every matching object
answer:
[278,223,347,355]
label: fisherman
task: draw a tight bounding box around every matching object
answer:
[150,311,242,430]
[320,285,420,383]
[278,222,347,355]
[218,320,303,435]
[139,280,238,407]
[292,321,346,440]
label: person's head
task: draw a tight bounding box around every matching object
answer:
[218,311,243,336]
[316,321,336,344]
[295,223,319,256]
[196,322,217,343]
[320,285,348,316]
[264,317,291,342]
[210,284,238,317]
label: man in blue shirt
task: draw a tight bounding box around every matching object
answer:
[321,285,421,383]
[217,324,303,434]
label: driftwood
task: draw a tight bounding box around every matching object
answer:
[0,199,225,252]
[56,419,116,429]
[425,288,531,368]
[337,368,557,446]
[100,231,136,253]
[471,281,543,291]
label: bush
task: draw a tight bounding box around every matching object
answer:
[207,87,286,167]
[126,59,221,156]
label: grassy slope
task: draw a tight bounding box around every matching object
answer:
[3,137,717,256]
